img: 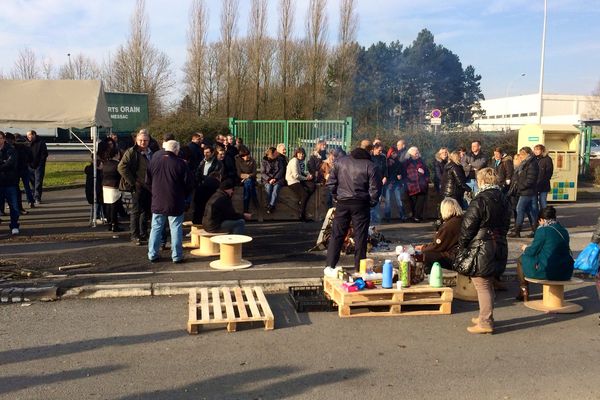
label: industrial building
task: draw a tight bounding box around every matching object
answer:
[473,93,600,131]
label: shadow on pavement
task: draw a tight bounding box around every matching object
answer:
[0,365,125,395]
[0,330,183,366]
[114,366,368,400]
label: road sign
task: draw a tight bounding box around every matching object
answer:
[431,117,442,125]
[431,109,442,118]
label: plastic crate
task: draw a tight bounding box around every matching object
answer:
[288,285,335,312]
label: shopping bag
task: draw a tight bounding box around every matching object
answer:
[574,242,600,276]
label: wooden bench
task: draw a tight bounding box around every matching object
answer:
[182,225,203,249]
[187,286,274,334]
[524,277,584,314]
[209,235,253,270]
[190,229,223,257]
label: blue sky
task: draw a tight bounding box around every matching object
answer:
[1,0,599,101]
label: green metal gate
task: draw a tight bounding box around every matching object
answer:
[228,117,353,161]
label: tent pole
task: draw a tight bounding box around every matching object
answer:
[92,126,98,228]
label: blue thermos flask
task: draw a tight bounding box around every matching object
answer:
[382,259,393,288]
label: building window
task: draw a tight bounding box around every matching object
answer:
[511,114,519,117]
[528,112,537,116]
[520,113,528,117]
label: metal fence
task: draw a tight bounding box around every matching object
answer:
[228,117,353,160]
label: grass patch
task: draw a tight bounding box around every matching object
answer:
[44,161,87,187]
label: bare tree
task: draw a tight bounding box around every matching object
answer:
[305,0,328,118]
[231,39,250,118]
[335,0,358,117]
[41,57,55,79]
[58,53,100,80]
[248,0,268,119]
[103,0,173,119]
[11,47,40,79]
[220,0,239,117]
[183,0,208,115]
[203,42,223,116]
[277,0,295,118]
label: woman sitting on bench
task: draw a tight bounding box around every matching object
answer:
[516,206,574,301]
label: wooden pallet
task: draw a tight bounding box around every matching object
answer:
[323,276,453,318]
[187,286,275,334]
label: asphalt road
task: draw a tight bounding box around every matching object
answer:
[1,289,598,400]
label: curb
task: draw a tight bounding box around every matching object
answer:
[0,271,593,303]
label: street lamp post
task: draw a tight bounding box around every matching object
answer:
[67,53,73,79]
[538,0,548,124]
[505,73,526,131]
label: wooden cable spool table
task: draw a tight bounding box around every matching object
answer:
[524,277,584,313]
[182,225,203,249]
[209,235,253,270]
[190,230,223,257]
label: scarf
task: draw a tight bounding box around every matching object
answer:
[540,219,557,227]
[476,183,500,196]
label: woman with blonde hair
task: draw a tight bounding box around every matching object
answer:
[454,167,510,334]
[433,147,449,194]
[441,150,471,208]
[403,146,429,222]
[415,198,463,273]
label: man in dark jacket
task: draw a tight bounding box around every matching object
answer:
[370,142,388,225]
[193,146,224,224]
[203,179,251,234]
[26,130,48,205]
[0,132,20,235]
[188,132,205,173]
[534,144,553,210]
[461,140,489,193]
[146,140,194,263]
[326,139,382,271]
[7,133,34,213]
[509,147,539,238]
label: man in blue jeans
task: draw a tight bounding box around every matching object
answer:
[0,131,20,235]
[146,140,194,263]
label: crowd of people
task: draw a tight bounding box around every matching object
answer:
[0,130,48,236]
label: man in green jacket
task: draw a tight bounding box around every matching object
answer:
[118,129,153,245]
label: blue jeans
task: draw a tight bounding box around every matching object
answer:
[538,192,548,211]
[370,186,385,225]
[242,179,257,212]
[220,219,246,234]
[148,213,184,262]
[467,178,478,194]
[264,183,282,208]
[516,195,539,227]
[385,181,405,219]
[0,185,20,230]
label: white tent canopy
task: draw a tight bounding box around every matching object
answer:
[0,80,112,227]
[0,80,112,129]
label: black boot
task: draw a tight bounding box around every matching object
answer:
[508,225,522,238]
[516,284,529,302]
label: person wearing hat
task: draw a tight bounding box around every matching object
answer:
[202,179,251,234]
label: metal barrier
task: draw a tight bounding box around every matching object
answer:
[228,117,353,160]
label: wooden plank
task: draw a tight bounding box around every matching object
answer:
[244,287,261,319]
[200,288,210,322]
[187,290,199,334]
[211,287,223,320]
[222,287,236,322]
[253,287,275,330]
[234,287,249,319]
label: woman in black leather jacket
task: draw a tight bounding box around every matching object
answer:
[456,167,511,334]
[441,151,471,207]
